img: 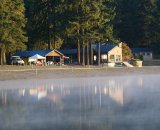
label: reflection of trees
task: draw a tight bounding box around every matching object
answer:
[108,86,124,105]
[56,84,122,130]
[0,90,30,130]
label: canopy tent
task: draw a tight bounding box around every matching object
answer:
[29,54,46,62]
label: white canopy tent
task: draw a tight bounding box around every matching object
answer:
[28,54,46,62]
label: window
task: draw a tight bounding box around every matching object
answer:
[116,55,121,62]
[110,55,115,61]
[101,54,107,60]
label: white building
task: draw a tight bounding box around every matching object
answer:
[132,48,153,61]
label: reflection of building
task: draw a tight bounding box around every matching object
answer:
[103,80,124,105]
[0,90,7,105]
[108,86,123,105]
[95,85,124,105]
[19,89,25,96]
[29,87,47,100]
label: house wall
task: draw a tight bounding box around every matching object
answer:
[134,52,153,61]
[143,52,152,61]
[108,44,122,63]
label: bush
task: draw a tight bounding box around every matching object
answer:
[135,54,143,60]
[122,43,133,61]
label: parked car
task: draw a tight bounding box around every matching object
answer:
[11,56,24,65]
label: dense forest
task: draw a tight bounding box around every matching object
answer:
[0,0,160,64]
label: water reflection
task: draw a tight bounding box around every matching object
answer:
[0,75,160,130]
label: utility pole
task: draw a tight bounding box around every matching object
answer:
[97,42,100,65]
[47,0,51,50]
[87,42,89,65]
[90,43,93,65]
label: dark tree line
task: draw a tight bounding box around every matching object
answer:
[115,0,160,53]
[0,0,160,65]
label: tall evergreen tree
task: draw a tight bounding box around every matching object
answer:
[0,0,27,64]
[26,0,65,50]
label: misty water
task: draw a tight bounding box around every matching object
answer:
[0,75,160,130]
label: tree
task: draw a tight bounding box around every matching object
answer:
[96,0,116,65]
[60,0,81,64]
[26,0,65,50]
[65,0,116,65]
[0,0,27,65]
[122,42,133,61]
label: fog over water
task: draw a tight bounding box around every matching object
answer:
[0,75,160,130]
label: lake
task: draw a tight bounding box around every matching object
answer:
[0,75,160,130]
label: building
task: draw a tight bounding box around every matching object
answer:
[59,43,122,64]
[13,50,64,65]
[93,43,122,63]
[59,49,78,64]
[132,48,153,61]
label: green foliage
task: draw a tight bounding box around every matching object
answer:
[122,42,133,61]
[26,0,65,50]
[26,0,116,50]
[0,0,27,64]
[135,54,143,61]
[0,0,27,52]
[54,37,63,49]
[114,0,160,53]
[65,0,116,44]
[32,41,48,50]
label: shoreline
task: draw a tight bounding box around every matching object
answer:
[0,66,160,81]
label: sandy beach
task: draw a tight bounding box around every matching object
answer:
[0,65,160,81]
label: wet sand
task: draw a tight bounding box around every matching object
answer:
[0,65,160,81]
